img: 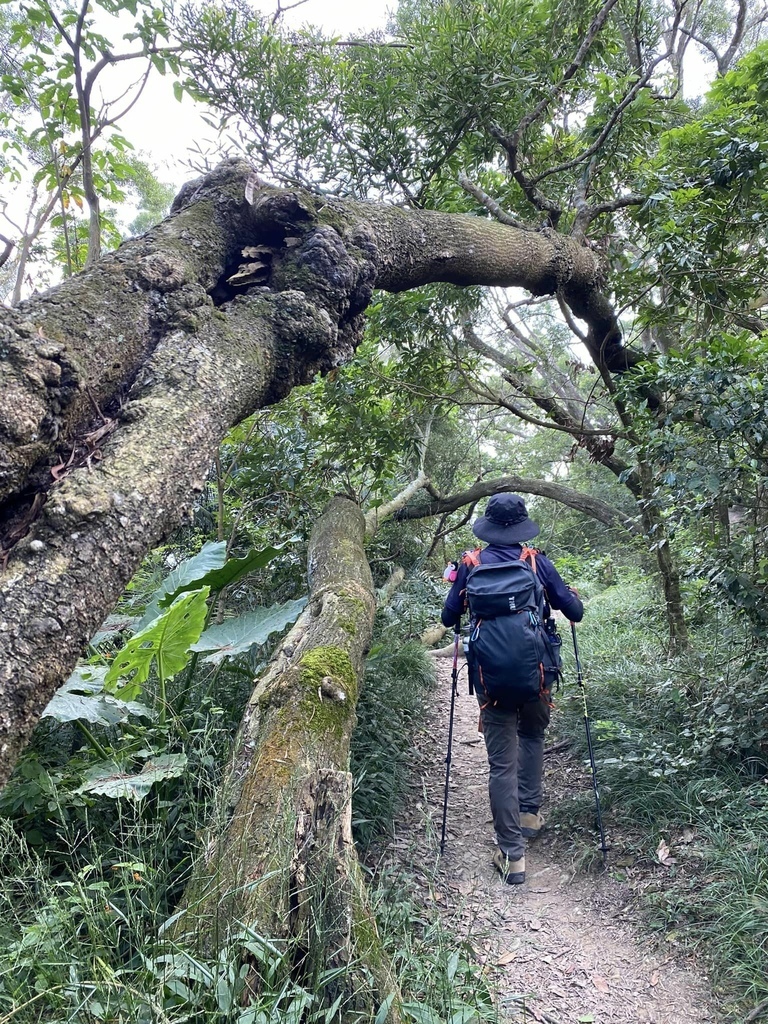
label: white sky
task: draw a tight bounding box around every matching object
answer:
[119,0,395,189]
[115,0,714,195]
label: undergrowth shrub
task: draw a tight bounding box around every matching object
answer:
[551,575,768,1009]
[375,570,448,641]
[352,638,436,848]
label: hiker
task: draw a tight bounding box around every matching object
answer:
[441,493,583,885]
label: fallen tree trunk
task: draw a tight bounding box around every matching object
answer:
[177,497,399,1020]
[428,640,465,659]
[0,159,632,787]
[376,566,406,608]
[420,623,449,647]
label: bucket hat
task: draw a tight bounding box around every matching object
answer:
[472,493,540,545]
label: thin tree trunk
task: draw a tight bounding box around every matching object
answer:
[637,462,690,652]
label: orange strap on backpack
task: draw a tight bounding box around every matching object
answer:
[461,547,482,568]
[520,545,538,574]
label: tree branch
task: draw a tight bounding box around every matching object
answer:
[680,26,721,63]
[272,0,310,26]
[458,174,526,228]
[490,0,623,222]
[394,475,640,534]
[587,192,646,221]
[557,291,587,342]
[42,0,74,50]
[364,470,429,538]
[718,0,748,73]
[514,0,623,142]
[0,235,14,271]
[426,502,478,558]
[530,47,679,188]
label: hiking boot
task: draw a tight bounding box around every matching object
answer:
[520,812,545,838]
[492,849,525,885]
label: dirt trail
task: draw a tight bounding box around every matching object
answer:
[379,656,720,1024]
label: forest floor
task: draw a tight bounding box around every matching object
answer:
[375,654,721,1024]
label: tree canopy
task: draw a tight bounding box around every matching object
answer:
[3,0,768,1018]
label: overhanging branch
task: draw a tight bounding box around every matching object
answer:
[0,159,637,786]
[395,475,641,536]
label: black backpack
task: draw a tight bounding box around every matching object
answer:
[463,547,562,710]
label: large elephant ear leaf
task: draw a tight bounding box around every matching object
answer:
[42,690,153,727]
[190,597,307,664]
[138,539,298,628]
[41,663,152,726]
[137,542,226,629]
[77,754,188,801]
[105,587,211,699]
[180,539,299,598]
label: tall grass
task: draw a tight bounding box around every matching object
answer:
[550,574,768,1012]
[352,639,437,848]
[0,612,500,1023]
[372,864,497,1024]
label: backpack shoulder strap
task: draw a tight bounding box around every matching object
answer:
[519,545,539,575]
[520,546,552,616]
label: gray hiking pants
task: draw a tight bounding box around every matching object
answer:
[479,695,551,860]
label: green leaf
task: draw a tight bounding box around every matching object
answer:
[190,597,307,664]
[42,663,153,725]
[172,540,297,600]
[60,664,109,694]
[137,542,226,629]
[105,587,210,696]
[375,994,395,1024]
[42,690,152,726]
[401,1005,443,1024]
[77,753,187,800]
[448,1007,480,1024]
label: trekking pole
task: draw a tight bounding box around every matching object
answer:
[570,622,609,868]
[439,623,461,856]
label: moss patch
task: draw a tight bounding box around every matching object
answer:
[299,646,358,745]
[336,593,369,637]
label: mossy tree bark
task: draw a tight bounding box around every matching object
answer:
[0,158,634,787]
[178,497,398,1019]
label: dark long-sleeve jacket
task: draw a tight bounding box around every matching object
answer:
[441,542,584,628]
